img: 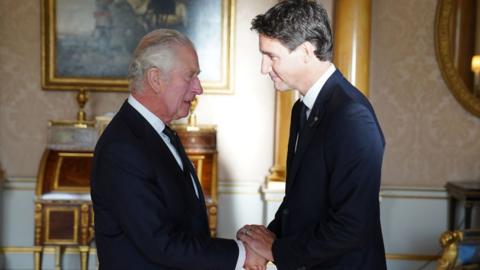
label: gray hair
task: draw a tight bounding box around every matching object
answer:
[127,29,194,93]
[251,0,333,61]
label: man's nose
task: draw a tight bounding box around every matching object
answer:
[260,56,272,75]
[261,56,271,75]
[191,76,203,95]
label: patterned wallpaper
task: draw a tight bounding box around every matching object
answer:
[0,0,479,186]
[0,0,128,178]
[370,0,480,186]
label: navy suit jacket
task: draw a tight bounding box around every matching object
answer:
[268,70,387,270]
[91,101,238,270]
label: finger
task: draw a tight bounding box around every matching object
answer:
[236,227,246,239]
[238,233,258,248]
[246,228,268,239]
[253,226,274,238]
[258,226,269,232]
[238,232,253,243]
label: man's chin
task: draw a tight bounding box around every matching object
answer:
[273,82,292,92]
[175,107,190,120]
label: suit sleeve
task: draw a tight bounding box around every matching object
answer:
[272,103,384,268]
[93,142,238,269]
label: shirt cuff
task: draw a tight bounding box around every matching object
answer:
[235,240,246,270]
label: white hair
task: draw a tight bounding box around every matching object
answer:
[127,29,194,93]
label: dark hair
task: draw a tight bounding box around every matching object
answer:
[251,0,333,61]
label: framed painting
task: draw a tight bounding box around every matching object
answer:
[41,0,235,94]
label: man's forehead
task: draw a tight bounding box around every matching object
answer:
[259,35,287,52]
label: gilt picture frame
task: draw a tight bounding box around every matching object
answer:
[41,0,235,94]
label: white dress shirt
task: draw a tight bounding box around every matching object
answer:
[301,63,336,116]
[295,64,336,152]
[127,95,246,269]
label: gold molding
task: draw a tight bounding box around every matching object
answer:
[386,253,440,261]
[435,0,480,116]
[52,152,93,192]
[0,246,97,255]
[35,149,50,196]
[40,0,235,94]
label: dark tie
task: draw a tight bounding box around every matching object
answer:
[162,125,201,198]
[299,101,308,132]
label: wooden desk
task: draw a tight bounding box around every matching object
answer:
[445,181,480,230]
[34,149,94,270]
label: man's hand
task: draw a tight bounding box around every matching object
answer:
[244,243,267,270]
[238,225,276,262]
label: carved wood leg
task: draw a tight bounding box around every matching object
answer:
[33,246,43,270]
[79,246,90,270]
[208,204,217,237]
[54,246,63,270]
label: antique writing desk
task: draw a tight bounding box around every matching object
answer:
[34,148,94,270]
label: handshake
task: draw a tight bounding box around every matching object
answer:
[236,225,276,270]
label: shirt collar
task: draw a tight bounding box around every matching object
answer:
[301,64,336,110]
[127,95,166,134]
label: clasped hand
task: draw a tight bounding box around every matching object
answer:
[236,225,276,270]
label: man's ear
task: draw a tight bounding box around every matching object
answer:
[299,41,317,63]
[146,68,163,94]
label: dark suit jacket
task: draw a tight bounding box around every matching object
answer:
[91,101,238,270]
[268,70,387,270]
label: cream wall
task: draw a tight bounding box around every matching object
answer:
[0,0,479,187]
[370,0,480,186]
[0,0,277,184]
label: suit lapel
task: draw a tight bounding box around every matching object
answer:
[119,101,210,233]
[286,104,326,191]
[121,101,204,202]
[286,71,339,191]
[120,101,185,177]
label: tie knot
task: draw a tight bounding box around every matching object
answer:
[163,125,179,145]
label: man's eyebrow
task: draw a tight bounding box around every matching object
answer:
[260,50,274,56]
[188,69,201,77]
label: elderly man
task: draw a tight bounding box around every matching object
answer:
[91,29,263,270]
